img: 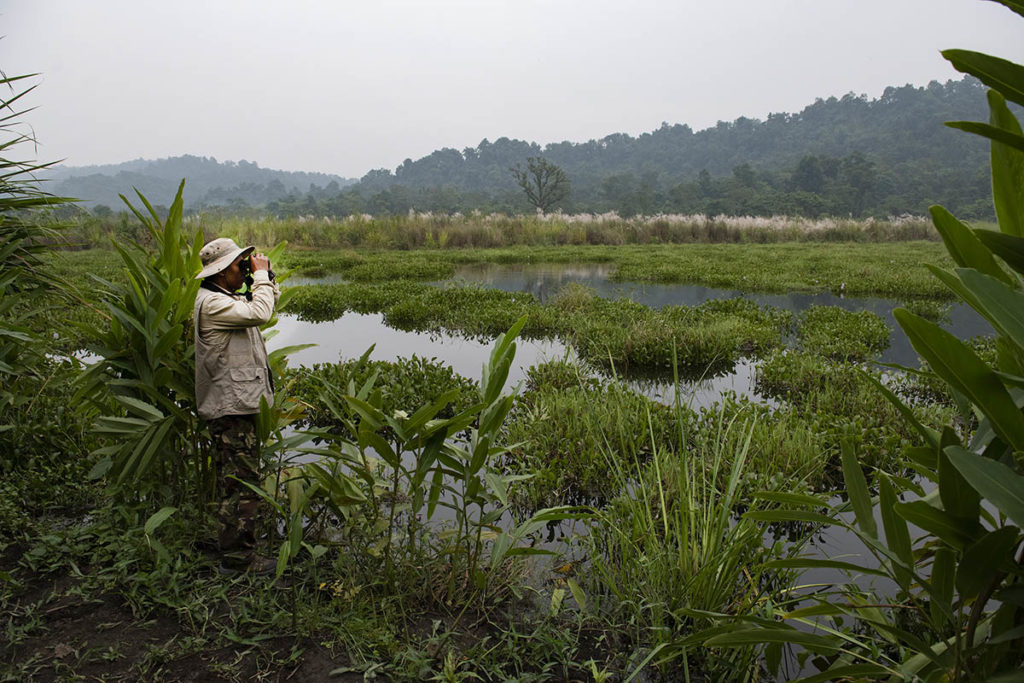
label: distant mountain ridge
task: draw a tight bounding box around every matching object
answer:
[51,155,356,209]
[55,76,1005,218]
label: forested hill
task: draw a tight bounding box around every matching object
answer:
[320,76,994,219]
[60,77,1000,218]
[50,155,355,210]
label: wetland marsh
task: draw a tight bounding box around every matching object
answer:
[3,236,984,680]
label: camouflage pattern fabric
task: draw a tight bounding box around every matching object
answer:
[208,414,264,561]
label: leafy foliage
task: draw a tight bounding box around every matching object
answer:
[688,4,1024,678]
[73,182,208,506]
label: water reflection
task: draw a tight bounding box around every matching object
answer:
[451,263,992,367]
[269,313,768,408]
[269,311,570,392]
[274,263,991,411]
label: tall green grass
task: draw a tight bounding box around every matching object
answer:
[578,385,799,679]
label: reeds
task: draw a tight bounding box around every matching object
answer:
[69,211,939,252]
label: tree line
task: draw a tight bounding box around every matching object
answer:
[71,76,1002,220]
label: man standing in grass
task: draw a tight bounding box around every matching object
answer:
[194,237,279,574]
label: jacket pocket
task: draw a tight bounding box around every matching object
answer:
[228,366,267,412]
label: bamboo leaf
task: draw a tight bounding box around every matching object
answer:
[945,445,1024,527]
[951,270,1024,351]
[860,369,939,449]
[751,491,828,507]
[797,664,892,683]
[743,509,837,526]
[113,395,164,421]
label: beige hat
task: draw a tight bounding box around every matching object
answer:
[195,238,255,280]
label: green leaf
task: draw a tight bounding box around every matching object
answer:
[567,578,587,613]
[144,506,178,535]
[989,623,1024,645]
[763,558,888,577]
[797,664,892,683]
[930,206,1011,282]
[894,309,1024,452]
[938,430,980,520]
[954,269,1024,352]
[957,526,1022,599]
[276,542,290,579]
[113,395,164,421]
[984,0,1024,19]
[704,627,840,653]
[930,547,956,629]
[987,90,1024,238]
[970,229,1024,278]
[752,491,828,508]
[946,120,1024,154]
[945,445,1024,528]
[860,370,939,449]
[841,439,877,538]
[895,501,977,550]
[879,475,913,590]
[943,49,1024,108]
[743,509,837,526]
[86,457,113,480]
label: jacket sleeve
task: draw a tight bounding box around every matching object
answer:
[200,271,280,330]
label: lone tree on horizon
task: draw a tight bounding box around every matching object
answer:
[511,156,570,214]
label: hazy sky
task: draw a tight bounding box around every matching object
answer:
[2,0,1023,178]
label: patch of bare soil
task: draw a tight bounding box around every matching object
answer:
[1,548,360,682]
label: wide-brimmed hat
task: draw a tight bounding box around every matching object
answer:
[195,238,255,280]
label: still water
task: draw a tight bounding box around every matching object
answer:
[270,263,989,407]
[449,262,991,367]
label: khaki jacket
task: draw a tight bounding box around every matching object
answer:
[194,271,280,420]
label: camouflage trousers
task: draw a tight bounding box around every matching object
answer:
[208,414,264,557]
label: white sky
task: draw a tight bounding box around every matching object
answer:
[2,0,1023,178]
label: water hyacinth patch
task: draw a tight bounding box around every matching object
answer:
[500,361,690,509]
[288,280,432,321]
[384,284,541,338]
[797,305,890,360]
[755,350,957,472]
